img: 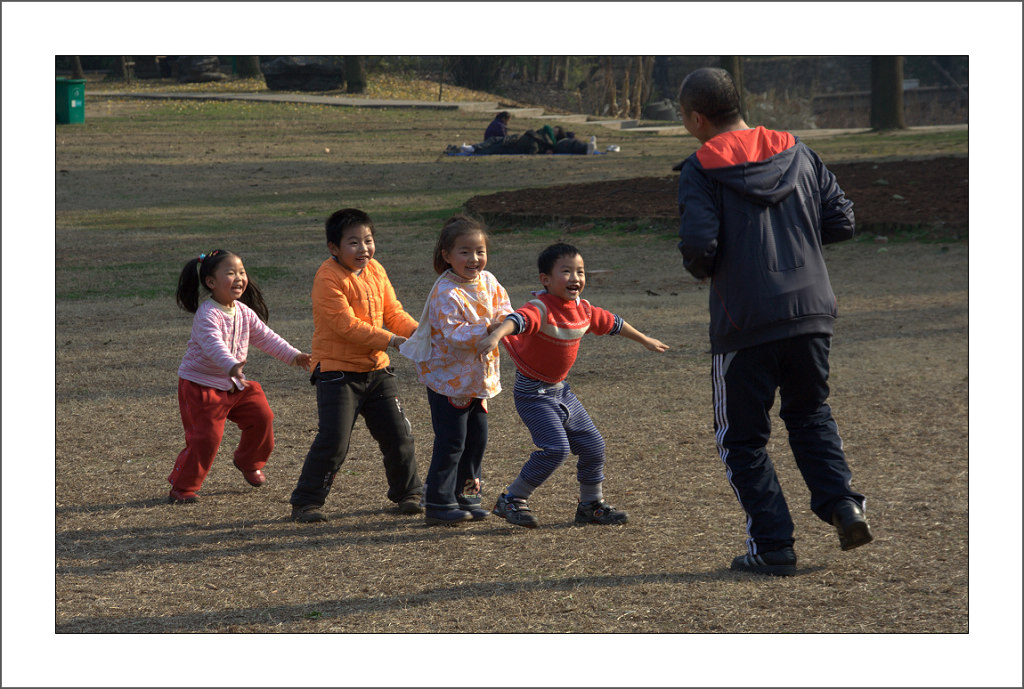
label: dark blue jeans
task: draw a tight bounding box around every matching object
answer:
[711,335,864,554]
[290,366,422,507]
[424,387,487,511]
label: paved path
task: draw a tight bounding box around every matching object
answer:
[91,90,967,140]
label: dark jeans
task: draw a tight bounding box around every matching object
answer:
[290,366,422,507]
[712,335,864,553]
[423,387,487,510]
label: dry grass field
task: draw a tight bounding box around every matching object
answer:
[11,85,1011,686]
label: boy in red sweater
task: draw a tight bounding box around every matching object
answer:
[476,243,669,528]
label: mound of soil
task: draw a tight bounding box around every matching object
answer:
[466,156,968,239]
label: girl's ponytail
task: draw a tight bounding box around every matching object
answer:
[176,256,203,313]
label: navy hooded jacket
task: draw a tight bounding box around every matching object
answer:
[677,126,855,354]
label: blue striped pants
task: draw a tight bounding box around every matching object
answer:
[512,376,606,489]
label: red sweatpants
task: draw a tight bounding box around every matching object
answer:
[168,378,275,493]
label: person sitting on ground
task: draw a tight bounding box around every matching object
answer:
[484,111,511,140]
[449,125,595,156]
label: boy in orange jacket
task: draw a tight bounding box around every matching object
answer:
[290,208,424,522]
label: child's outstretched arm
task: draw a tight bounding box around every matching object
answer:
[618,321,670,352]
[476,318,517,360]
[292,352,312,371]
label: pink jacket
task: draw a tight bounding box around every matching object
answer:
[178,299,301,391]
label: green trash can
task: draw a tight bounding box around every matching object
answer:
[56,78,86,124]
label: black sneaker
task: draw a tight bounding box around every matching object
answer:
[730,547,797,577]
[493,493,539,528]
[574,499,628,525]
[291,504,328,523]
[832,499,874,551]
[398,494,424,515]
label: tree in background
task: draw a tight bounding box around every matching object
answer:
[720,56,746,120]
[236,56,262,79]
[449,56,505,91]
[114,56,134,82]
[71,56,85,79]
[870,56,906,130]
[344,56,366,93]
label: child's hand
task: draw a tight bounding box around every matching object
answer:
[293,352,312,371]
[389,335,408,350]
[476,333,499,360]
[229,361,247,388]
[643,336,670,353]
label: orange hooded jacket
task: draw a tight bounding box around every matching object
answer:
[310,257,418,372]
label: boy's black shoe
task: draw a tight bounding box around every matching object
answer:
[493,493,539,528]
[574,499,628,525]
[832,499,873,551]
[730,547,797,577]
[291,504,328,523]
[397,495,424,515]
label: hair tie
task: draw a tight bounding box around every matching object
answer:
[196,253,206,280]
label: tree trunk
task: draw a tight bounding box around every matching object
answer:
[71,56,85,79]
[641,56,655,108]
[622,59,632,118]
[533,56,542,83]
[602,56,617,117]
[559,56,571,89]
[236,56,262,78]
[344,56,366,94]
[450,57,504,91]
[115,56,134,83]
[720,56,745,120]
[631,56,644,119]
[870,56,906,130]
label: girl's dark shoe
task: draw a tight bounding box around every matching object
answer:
[424,508,473,525]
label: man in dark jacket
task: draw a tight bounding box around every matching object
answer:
[676,67,872,576]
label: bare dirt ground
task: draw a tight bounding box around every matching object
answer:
[466,156,968,239]
[40,97,979,685]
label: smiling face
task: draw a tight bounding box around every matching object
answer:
[540,252,585,300]
[442,230,488,281]
[205,254,248,306]
[329,223,375,272]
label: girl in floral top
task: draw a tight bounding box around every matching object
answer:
[404,216,512,524]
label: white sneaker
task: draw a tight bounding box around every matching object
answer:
[461,144,475,154]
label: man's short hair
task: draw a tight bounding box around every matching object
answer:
[678,67,742,127]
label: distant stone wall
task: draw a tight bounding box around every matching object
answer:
[813,86,968,128]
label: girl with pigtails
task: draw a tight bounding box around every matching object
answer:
[168,249,310,504]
